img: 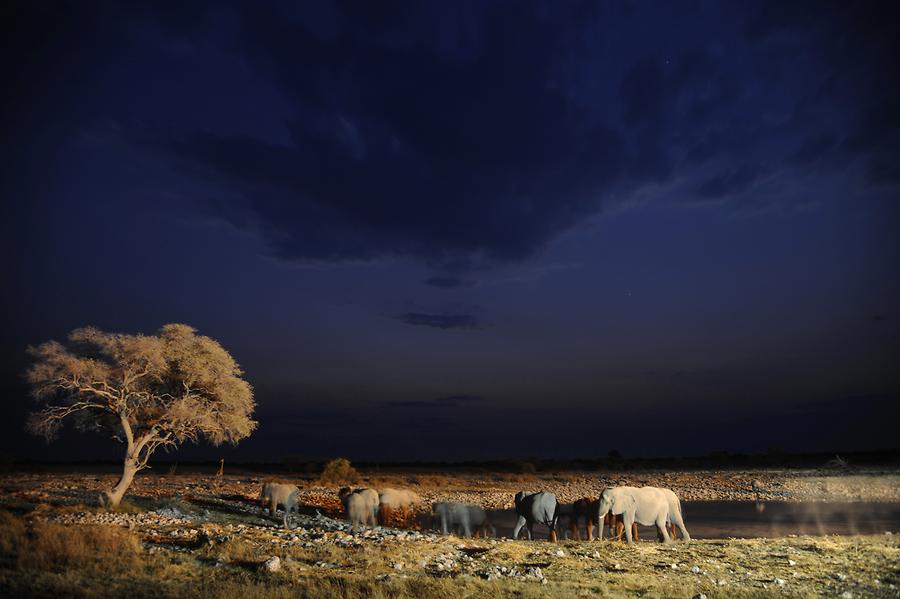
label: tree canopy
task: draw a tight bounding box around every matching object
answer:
[26,324,256,504]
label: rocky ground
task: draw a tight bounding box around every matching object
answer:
[1,469,898,598]
[3,467,900,513]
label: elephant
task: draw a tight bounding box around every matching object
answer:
[596,486,671,544]
[566,497,638,541]
[378,488,421,526]
[651,487,690,541]
[432,502,496,537]
[259,482,301,528]
[512,491,560,542]
[339,487,380,529]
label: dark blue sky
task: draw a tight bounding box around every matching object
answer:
[3,1,898,461]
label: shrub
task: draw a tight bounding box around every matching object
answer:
[0,510,27,558]
[319,458,359,484]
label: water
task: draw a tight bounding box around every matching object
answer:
[420,501,900,540]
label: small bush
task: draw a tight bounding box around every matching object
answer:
[319,458,359,484]
[517,461,537,475]
[0,510,27,558]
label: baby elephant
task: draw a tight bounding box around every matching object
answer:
[378,488,421,526]
[339,487,380,529]
[259,482,301,528]
[432,502,496,538]
[513,491,560,542]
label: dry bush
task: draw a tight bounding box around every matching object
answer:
[319,458,359,484]
[0,510,27,558]
[19,522,142,572]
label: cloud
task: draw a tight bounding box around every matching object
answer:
[383,394,484,409]
[696,164,763,199]
[395,312,480,330]
[424,276,474,289]
[22,0,895,274]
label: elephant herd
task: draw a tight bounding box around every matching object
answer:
[259,482,690,544]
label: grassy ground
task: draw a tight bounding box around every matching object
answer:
[1,506,897,598]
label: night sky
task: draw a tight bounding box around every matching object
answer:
[3,1,899,463]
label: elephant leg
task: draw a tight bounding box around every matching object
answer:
[623,513,635,544]
[677,522,691,542]
[512,515,527,540]
[670,522,677,540]
[633,522,639,541]
[549,526,558,543]
[615,517,625,542]
[570,521,578,540]
[527,522,534,540]
[656,515,671,543]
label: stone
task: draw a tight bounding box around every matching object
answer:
[262,556,281,573]
[691,565,701,574]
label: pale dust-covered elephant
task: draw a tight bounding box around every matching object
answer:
[432,502,495,537]
[597,486,670,544]
[512,491,559,542]
[339,486,379,529]
[259,482,301,528]
[378,488,421,526]
[650,487,690,541]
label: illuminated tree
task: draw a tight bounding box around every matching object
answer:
[26,324,256,507]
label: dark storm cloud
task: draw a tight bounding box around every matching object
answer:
[160,2,633,270]
[424,276,473,289]
[13,0,887,273]
[696,164,764,200]
[383,394,484,409]
[395,312,480,330]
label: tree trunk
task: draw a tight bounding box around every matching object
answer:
[104,453,138,508]
[104,414,140,508]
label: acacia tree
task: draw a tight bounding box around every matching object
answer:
[26,324,256,507]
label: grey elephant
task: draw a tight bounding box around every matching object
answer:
[512,491,560,542]
[259,482,301,528]
[339,486,379,529]
[596,486,671,544]
[432,502,496,537]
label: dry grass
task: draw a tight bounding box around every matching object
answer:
[19,521,143,572]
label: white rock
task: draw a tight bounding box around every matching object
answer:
[692,595,707,599]
[788,559,797,566]
[840,592,853,599]
[691,565,701,574]
[262,556,281,573]
[555,549,565,557]
[774,578,785,586]
[671,563,679,569]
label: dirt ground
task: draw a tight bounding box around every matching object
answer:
[1,468,898,598]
